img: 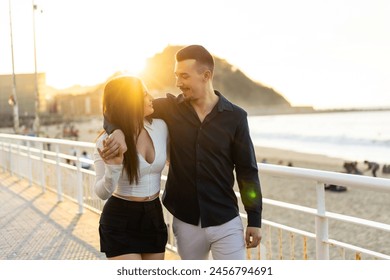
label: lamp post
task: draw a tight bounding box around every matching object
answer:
[8,0,20,134]
[32,0,40,136]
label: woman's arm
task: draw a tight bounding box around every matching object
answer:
[93,135,123,200]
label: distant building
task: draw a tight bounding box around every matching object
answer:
[55,88,103,117]
[0,73,47,123]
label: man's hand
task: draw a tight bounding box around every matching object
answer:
[98,146,124,165]
[245,227,262,248]
[101,130,127,160]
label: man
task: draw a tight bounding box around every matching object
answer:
[102,45,262,259]
[81,150,92,169]
[364,160,380,177]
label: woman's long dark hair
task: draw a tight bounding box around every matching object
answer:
[102,76,145,184]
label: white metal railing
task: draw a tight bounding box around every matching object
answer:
[256,164,390,260]
[1,133,390,260]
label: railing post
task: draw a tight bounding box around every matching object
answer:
[16,143,21,180]
[9,142,13,176]
[39,142,45,192]
[315,182,329,259]
[55,144,63,202]
[75,149,84,214]
[27,141,32,186]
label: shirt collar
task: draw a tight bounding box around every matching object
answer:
[177,90,234,112]
[215,91,234,112]
[144,119,153,130]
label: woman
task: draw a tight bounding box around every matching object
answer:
[94,76,168,260]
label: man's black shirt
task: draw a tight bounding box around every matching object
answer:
[151,91,262,228]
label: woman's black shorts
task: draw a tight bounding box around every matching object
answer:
[99,195,168,258]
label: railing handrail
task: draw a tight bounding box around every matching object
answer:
[259,163,390,192]
[0,133,95,148]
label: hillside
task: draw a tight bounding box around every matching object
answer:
[139,45,297,114]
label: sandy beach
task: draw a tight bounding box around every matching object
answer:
[2,118,389,259]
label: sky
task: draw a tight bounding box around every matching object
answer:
[1,0,390,109]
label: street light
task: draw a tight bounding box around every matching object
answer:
[8,0,20,134]
[32,0,42,136]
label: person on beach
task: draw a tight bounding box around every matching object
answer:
[102,45,262,260]
[364,160,380,177]
[343,161,362,175]
[81,151,92,169]
[383,164,390,174]
[93,76,168,260]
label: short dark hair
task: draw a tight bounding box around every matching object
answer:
[176,45,214,73]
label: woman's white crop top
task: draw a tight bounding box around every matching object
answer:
[94,119,168,200]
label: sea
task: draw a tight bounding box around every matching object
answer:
[248,110,390,164]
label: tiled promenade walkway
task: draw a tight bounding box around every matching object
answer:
[0,171,179,260]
